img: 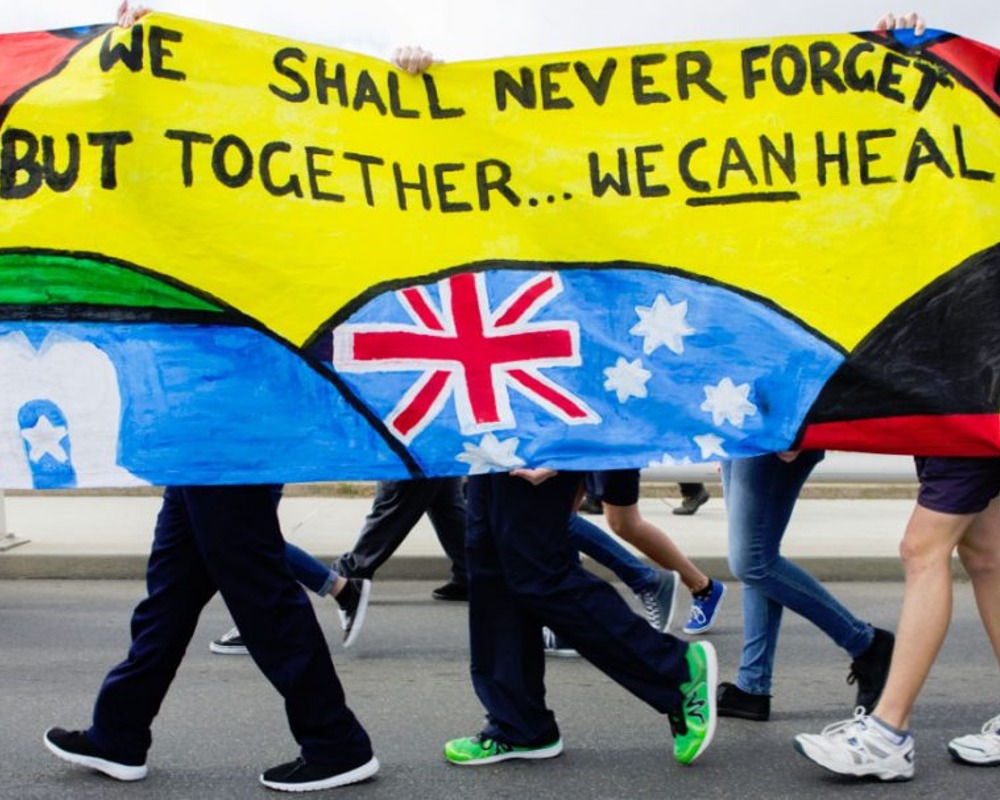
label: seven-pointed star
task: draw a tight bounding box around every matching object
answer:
[20,415,69,463]
[700,378,758,428]
[629,294,695,355]
[603,357,652,403]
[456,433,526,474]
[694,432,728,459]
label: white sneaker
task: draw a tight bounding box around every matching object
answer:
[794,711,915,782]
[948,713,1000,765]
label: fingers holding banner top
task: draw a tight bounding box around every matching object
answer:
[875,11,927,35]
[116,1,150,28]
[391,46,438,75]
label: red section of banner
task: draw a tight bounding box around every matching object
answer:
[799,414,1000,455]
[0,31,82,106]
[929,36,1000,109]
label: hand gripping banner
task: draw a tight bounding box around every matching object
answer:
[0,14,997,487]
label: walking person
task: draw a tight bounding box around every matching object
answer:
[43,485,378,792]
[717,451,894,721]
[445,468,717,767]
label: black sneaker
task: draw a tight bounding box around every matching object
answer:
[717,682,771,721]
[848,627,895,713]
[259,755,379,791]
[209,626,249,655]
[673,487,710,516]
[431,581,469,601]
[44,727,147,782]
[336,578,371,649]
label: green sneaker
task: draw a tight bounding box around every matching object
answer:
[668,640,718,764]
[443,733,563,766]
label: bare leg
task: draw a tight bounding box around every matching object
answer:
[873,503,975,729]
[956,498,1000,670]
[602,503,709,594]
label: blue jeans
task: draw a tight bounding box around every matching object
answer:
[285,541,336,596]
[722,452,873,695]
[568,514,659,595]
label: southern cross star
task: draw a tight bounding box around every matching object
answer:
[603,357,652,403]
[700,377,758,428]
[456,432,527,474]
[629,294,695,355]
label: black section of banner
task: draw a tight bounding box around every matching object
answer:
[802,242,1000,427]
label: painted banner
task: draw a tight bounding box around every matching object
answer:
[0,14,998,487]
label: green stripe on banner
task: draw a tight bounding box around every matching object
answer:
[0,251,222,311]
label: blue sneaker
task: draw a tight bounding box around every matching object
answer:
[683,579,726,635]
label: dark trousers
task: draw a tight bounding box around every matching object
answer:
[466,472,690,746]
[88,485,372,769]
[335,478,467,585]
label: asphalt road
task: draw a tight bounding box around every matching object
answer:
[2,579,996,799]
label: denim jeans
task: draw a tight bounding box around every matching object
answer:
[285,541,336,596]
[568,514,659,595]
[722,452,873,695]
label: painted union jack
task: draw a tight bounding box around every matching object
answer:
[333,271,600,443]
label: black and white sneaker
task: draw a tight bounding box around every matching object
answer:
[44,727,148,782]
[336,578,371,649]
[210,626,249,655]
[260,755,379,792]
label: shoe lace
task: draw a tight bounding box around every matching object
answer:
[687,602,707,626]
[542,627,556,649]
[471,734,506,755]
[220,626,240,642]
[818,707,869,741]
[982,714,1000,736]
[640,591,662,629]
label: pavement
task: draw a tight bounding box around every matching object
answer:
[0,477,933,582]
[4,579,997,799]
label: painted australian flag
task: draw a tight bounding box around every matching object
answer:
[318,262,846,477]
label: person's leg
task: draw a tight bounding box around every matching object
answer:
[724,452,874,696]
[185,485,373,770]
[464,474,559,748]
[872,503,977,729]
[87,487,217,763]
[568,512,658,594]
[334,479,433,579]
[285,541,337,596]
[594,470,709,593]
[958,497,1000,669]
[424,477,468,588]
[487,472,690,712]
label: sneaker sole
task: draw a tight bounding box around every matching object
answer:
[343,579,371,650]
[208,642,250,655]
[445,740,564,766]
[662,571,681,633]
[793,736,914,782]
[948,743,1000,766]
[44,729,148,782]
[259,755,379,791]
